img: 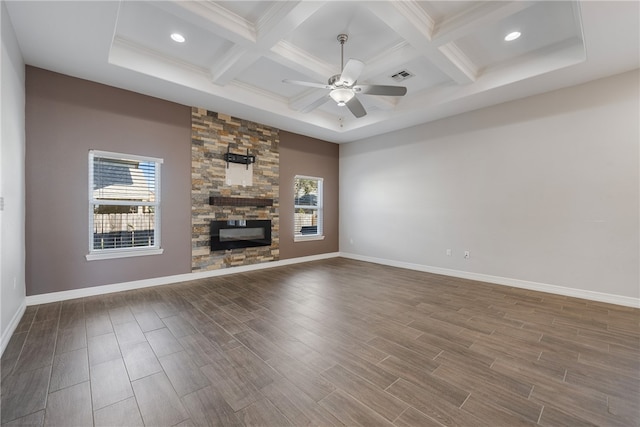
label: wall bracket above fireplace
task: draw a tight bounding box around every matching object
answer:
[224,145,255,170]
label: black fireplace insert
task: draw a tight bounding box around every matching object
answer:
[210,220,271,251]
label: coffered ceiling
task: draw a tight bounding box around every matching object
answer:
[5,1,639,143]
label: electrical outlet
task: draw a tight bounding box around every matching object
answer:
[446,249,452,256]
[464,251,470,259]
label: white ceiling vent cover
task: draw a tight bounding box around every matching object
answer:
[390,70,414,82]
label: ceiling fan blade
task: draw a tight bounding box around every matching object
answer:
[346,96,367,118]
[354,85,407,96]
[339,59,364,86]
[300,95,331,113]
[283,79,332,90]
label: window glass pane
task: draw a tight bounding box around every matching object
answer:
[294,178,318,206]
[92,205,155,250]
[89,151,161,256]
[294,176,323,238]
[93,158,156,203]
[294,208,319,235]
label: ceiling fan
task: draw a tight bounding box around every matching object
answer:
[283,34,407,118]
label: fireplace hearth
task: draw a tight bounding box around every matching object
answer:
[210,220,271,251]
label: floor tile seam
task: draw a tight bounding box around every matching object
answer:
[324,381,406,424]
[89,363,135,413]
[575,353,640,380]
[92,392,141,426]
[375,354,392,367]
[391,402,444,427]
[365,333,433,358]
[457,391,472,410]
[475,385,544,424]
[38,307,63,417]
[326,360,406,402]
[11,314,60,376]
[130,371,188,426]
[536,404,545,424]
[431,363,534,405]
[579,328,640,347]
[45,380,93,426]
[255,392,299,427]
[563,372,640,401]
[383,377,401,392]
[47,376,91,397]
[1,364,52,426]
[189,301,246,339]
[528,394,624,426]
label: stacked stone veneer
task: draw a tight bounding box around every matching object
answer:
[191,108,279,271]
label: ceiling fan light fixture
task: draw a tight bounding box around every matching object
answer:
[330,88,354,106]
[504,31,521,41]
[170,33,186,43]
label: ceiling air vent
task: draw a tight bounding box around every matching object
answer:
[390,69,414,82]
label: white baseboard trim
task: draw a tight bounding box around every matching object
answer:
[25,252,341,306]
[340,252,640,309]
[1,300,27,356]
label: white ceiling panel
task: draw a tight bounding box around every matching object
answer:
[367,55,453,95]
[235,56,313,98]
[116,1,232,69]
[216,1,276,23]
[285,2,405,66]
[4,0,639,143]
[420,1,478,23]
[455,1,582,70]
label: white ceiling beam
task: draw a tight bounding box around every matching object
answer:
[357,41,422,81]
[432,1,536,47]
[367,1,476,85]
[209,45,262,86]
[255,1,326,48]
[208,1,326,85]
[269,40,335,84]
[387,1,436,41]
[289,88,328,112]
[155,1,256,45]
[438,42,480,82]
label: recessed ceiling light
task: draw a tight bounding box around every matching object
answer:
[170,33,185,43]
[504,31,521,42]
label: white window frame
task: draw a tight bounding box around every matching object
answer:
[86,150,164,261]
[294,175,325,242]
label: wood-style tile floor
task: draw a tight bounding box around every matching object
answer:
[1,258,639,426]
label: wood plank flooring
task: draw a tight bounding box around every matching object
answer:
[1,258,639,426]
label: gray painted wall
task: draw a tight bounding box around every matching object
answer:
[25,67,193,296]
[1,1,27,350]
[279,131,339,259]
[24,68,341,297]
[340,70,639,300]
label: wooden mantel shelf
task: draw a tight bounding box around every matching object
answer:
[209,196,273,207]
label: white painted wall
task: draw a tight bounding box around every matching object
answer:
[340,70,639,305]
[1,1,27,354]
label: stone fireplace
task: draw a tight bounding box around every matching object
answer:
[191,108,279,271]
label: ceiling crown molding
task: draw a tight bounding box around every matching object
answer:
[173,0,256,44]
[390,1,436,41]
[438,42,479,82]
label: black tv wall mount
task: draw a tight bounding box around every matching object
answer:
[224,144,255,170]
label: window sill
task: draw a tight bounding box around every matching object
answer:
[86,248,164,261]
[294,235,325,243]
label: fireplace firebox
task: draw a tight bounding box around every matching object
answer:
[210,220,271,251]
